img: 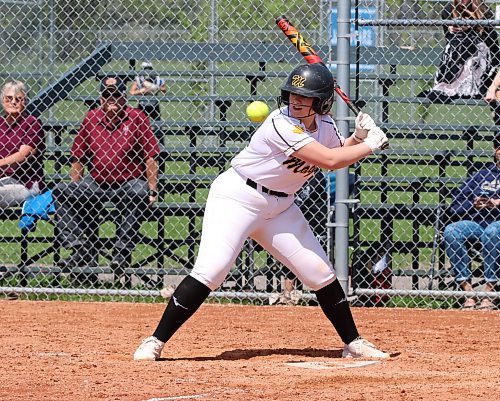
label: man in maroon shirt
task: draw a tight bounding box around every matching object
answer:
[54,77,160,273]
[0,81,45,208]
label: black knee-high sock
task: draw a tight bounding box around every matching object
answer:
[314,279,359,344]
[153,275,211,343]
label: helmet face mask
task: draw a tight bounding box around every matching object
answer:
[279,64,335,115]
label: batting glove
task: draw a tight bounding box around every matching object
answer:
[364,127,389,152]
[352,112,377,142]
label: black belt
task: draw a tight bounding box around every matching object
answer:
[245,178,290,198]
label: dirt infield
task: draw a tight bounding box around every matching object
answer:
[1,301,499,401]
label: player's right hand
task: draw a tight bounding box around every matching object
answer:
[364,127,389,152]
[354,112,377,141]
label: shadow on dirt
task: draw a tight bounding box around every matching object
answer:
[161,347,343,361]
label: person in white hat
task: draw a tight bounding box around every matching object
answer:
[129,61,166,121]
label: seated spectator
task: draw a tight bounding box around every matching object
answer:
[418,0,500,124]
[54,77,160,273]
[443,136,500,309]
[0,81,44,208]
[129,61,166,121]
[484,67,500,124]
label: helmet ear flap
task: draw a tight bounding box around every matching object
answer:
[313,93,334,115]
[280,89,290,105]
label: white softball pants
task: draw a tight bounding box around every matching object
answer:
[191,168,336,291]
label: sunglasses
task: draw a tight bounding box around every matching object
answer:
[101,91,125,100]
[4,95,26,103]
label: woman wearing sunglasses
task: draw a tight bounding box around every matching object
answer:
[0,81,44,208]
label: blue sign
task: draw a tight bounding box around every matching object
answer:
[331,6,377,71]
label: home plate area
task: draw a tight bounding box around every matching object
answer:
[285,360,381,370]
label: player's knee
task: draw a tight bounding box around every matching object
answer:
[190,268,226,291]
[290,253,335,290]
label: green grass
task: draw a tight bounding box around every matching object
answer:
[386,296,458,309]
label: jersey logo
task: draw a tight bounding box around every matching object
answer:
[292,125,305,134]
[291,74,306,88]
[283,156,318,177]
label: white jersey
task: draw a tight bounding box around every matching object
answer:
[231,107,345,194]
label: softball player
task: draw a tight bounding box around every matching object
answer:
[134,63,389,361]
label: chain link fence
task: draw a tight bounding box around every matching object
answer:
[0,0,499,310]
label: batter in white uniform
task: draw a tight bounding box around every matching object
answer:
[134,63,390,361]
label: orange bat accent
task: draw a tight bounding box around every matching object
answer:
[276,16,324,65]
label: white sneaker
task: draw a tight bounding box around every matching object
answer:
[342,338,389,359]
[133,336,165,361]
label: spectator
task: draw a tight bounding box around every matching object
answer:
[484,67,500,124]
[129,61,166,121]
[443,136,500,309]
[54,76,160,274]
[418,0,500,122]
[0,81,44,208]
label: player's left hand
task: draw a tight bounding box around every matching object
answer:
[364,127,389,152]
[353,112,377,141]
[149,195,157,206]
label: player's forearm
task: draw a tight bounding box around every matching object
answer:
[344,136,361,147]
[295,141,372,171]
[322,143,373,170]
[70,161,84,182]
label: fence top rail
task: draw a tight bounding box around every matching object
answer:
[357,46,441,66]
[107,42,332,63]
[98,70,289,79]
[357,19,500,27]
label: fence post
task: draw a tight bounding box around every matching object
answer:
[334,0,352,294]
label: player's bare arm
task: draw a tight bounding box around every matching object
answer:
[294,140,372,170]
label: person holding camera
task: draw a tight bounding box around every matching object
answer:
[443,136,500,309]
[129,61,166,121]
[418,0,499,119]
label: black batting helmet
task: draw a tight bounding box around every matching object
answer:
[279,63,335,115]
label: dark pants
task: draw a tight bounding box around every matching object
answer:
[54,176,149,254]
